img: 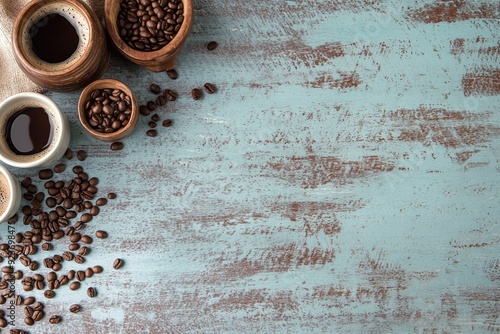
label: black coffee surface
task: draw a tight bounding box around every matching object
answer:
[6,107,53,155]
[30,13,79,63]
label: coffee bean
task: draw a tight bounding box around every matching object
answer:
[21,177,32,188]
[90,206,100,216]
[38,169,53,180]
[29,261,39,271]
[47,271,57,282]
[150,84,161,94]
[81,213,92,223]
[204,83,217,94]
[78,246,90,256]
[85,267,94,278]
[54,163,66,173]
[69,282,80,290]
[87,287,97,298]
[74,255,85,264]
[14,270,23,280]
[89,177,99,186]
[166,68,178,80]
[148,121,157,128]
[146,129,157,137]
[62,251,74,261]
[139,105,151,116]
[24,317,34,326]
[59,275,69,286]
[33,301,44,311]
[207,41,218,51]
[70,304,81,313]
[191,88,202,100]
[162,119,173,127]
[65,148,73,159]
[96,230,108,239]
[43,258,54,268]
[15,295,23,306]
[93,265,104,274]
[111,142,124,151]
[156,95,166,106]
[52,263,62,271]
[76,270,86,281]
[108,192,117,199]
[24,297,36,306]
[49,315,62,324]
[146,101,157,111]
[35,280,45,290]
[44,290,55,299]
[67,270,75,280]
[113,258,124,270]
[69,243,80,251]
[77,150,87,161]
[81,235,93,244]
[32,309,44,321]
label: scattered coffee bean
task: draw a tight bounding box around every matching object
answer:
[81,235,93,244]
[44,290,55,299]
[108,192,117,199]
[15,295,23,306]
[96,197,108,206]
[47,272,57,282]
[146,101,157,111]
[21,177,32,188]
[90,206,100,216]
[204,83,216,94]
[191,88,202,100]
[67,270,75,280]
[84,88,133,133]
[92,265,104,274]
[113,258,124,270]
[69,282,80,290]
[111,142,124,151]
[69,243,80,251]
[146,129,158,137]
[59,275,69,286]
[32,309,44,321]
[77,150,87,161]
[156,95,166,106]
[163,89,177,101]
[87,287,97,298]
[151,114,160,122]
[148,121,157,128]
[64,148,73,159]
[76,270,86,281]
[74,255,85,264]
[166,68,178,80]
[38,169,53,180]
[49,315,62,324]
[24,297,36,306]
[139,105,150,116]
[96,230,108,239]
[53,163,66,173]
[24,317,34,326]
[69,304,81,313]
[162,119,173,127]
[85,267,94,278]
[78,246,90,256]
[150,84,161,94]
[207,41,218,51]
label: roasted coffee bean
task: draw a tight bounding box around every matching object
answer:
[207,41,218,51]
[150,84,161,94]
[62,251,74,261]
[74,255,85,264]
[69,282,80,290]
[0,281,8,290]
[113,258,124,269]
[70,233,81,243]
[24,306,34,317]
[69,243,80,251]
[73,166,84,174]
[139,105,150,116]
[69,304,81,313]
[93,265,104,274]
[146,101,157,111]
[148,121,157,128]
[151,114,160,122]
[34,273,43,281]
[0,295,6,304]
[204,83,217,94]
[108,192,117,199]
[65,148,73,159]
[59,275,69,285]
[49,315,62,324]
[162,119,173,127]
[15,295,23,306]
[43,258,54,269]
[166,68,178,80]
[32,309,44,321]
[81,213,92,223]
[14,270,23,280]
[24,297,36,306]
[85,267,94,278]
[96,230,108,239]
[46,197,56,207]
[81,235,93,244]
[38,169,53,180]
[52,263,63,271]
[27,184,37,194]
[191,88,202,100]
[146,129,158,137]
[33,301,44,311]
[163,89,177,101]
[156,95,166,106]
[54,163,66,173]
[65,210,77,219]
[21,177,32,188]
[24,317,34,326]
[89,177,99,186]
[44,290,55,299]
[77,150,87,161]
[111,142,124,151]
[84,88,133,133]
[52,254,63,263]
[35,280,44,290]
[29,261,39,271]
[87,287,97,298]
[90,206,100,216]
[47,271,57,282]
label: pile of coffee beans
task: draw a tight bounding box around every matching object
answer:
[118,0,184,52]
[83,88,132,133]
[0,148,122,332]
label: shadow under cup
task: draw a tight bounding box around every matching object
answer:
[0,93,70,168]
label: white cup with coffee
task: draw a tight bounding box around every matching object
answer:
[0,92,70,168]
[0,164,22,223]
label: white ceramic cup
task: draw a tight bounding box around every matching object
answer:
[0,92,70,168]
[0,164,21,223]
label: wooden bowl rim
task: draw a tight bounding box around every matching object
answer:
[104,0,193,61]
[77,78,139,141]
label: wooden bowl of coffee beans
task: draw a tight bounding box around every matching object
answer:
[78,79,139,142]
[104,0,193,72]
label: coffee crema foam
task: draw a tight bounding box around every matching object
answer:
[0,172,10,215]
[0,101,61,163]
[21,2,90,70]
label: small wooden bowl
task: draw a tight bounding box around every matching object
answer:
[104,0,193,72]
[12,0,110,92]
[78,79,139,142]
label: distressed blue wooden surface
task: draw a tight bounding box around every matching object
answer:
[1,0,500,333]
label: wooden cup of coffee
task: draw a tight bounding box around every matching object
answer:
[0,93,70,168]
[12,0,110,92]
